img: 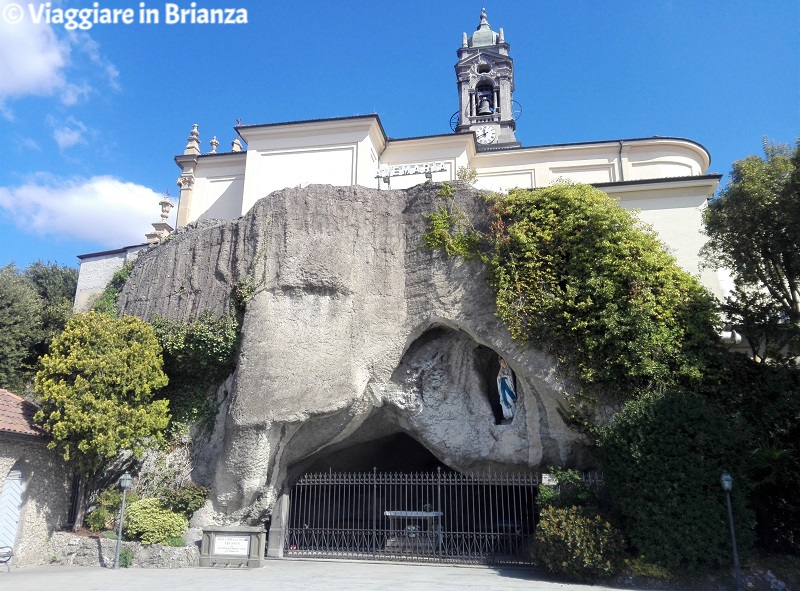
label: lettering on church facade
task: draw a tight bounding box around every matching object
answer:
[377,161,448,179]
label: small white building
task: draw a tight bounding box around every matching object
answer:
[0,389,72,568]
[76,8,725,305]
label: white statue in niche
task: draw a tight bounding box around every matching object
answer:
[497,357,517,421]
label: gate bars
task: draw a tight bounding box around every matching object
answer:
[284,468,538,565]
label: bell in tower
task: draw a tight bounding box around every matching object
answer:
[477,95,493,115]
[453,8,520,149]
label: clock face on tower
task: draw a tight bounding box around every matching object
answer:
[475,125,497,145]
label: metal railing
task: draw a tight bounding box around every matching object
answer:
[284,468,538,565]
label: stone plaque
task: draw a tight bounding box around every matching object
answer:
[213,535,250,556]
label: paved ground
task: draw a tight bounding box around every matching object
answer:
[4,559,663,591]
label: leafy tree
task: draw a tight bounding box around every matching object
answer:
[0,261,78,392]
[0,264,43,391]
[702,139,800,363]
[25,260,78,303]
[706,351,800,554]
[24,261,78,359]
[34,312,170,529]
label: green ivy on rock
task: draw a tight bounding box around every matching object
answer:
[423,183,723,426]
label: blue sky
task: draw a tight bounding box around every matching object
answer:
[0,0,797,270]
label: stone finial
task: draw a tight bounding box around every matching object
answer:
[499,28,504,43]
[146,193,175,243]
[184,123,200,155]
[478,7,489,29]
[210,136,219,154]
[231,138,243,152]
[462,32,468,47]
[159,194,174,222]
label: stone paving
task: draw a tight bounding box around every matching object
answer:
[3,558,666,591]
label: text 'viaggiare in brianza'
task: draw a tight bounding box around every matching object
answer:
[2,2,249,29]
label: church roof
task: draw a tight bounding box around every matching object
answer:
[469,8,498,47]
[0,389,47,439]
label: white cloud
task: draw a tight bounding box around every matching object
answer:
[67,32,121,91]
[0,6,120,108]
[17,137,41,151]
[0,175,175,247]
[51,117,88,149]
[0,3,69,97]
[60,82,93,106]
[52,126,85,149]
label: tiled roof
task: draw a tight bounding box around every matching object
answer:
[0,389,48,438]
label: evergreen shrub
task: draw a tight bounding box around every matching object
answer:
[86,486,140,531]
[535,506,625,581]
[123,498,188,545]
[598,389,755,570]
[85,507,111,532]
[118,547,133,568]
[538,467,594,509]
[159,482,209,518]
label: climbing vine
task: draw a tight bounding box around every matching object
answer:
[423,183,722,427]
[92,262,135,315]
[150,311,239,434]
[421,182,483,259]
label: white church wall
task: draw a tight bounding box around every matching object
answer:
[626,141,708,179]
[237,118,382,213]
[192,154,246,221]
[73,245,147,312]
[604,179,722,299]
[474,170,536,192]
[243,144,357,210]
[466,137,711,192]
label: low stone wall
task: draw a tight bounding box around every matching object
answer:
[46,532,199,568]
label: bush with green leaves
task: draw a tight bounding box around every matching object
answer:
[598,389,755,570]
[118,547,134,567]
[85,507,111,532]
[159,482,209,518]
[538,467,595,510]
[86,486,141,531]
[535,506,625,582]
[422,182,482,259]
[123,498,188,545]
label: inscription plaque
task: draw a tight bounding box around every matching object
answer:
[213,535,250,556]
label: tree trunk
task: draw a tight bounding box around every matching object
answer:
[70,474,90,531]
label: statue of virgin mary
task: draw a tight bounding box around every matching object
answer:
[497,357,517,421]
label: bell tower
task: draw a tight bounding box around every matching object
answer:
[454,9,519,149]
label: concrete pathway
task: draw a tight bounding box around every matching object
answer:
[3,558,666,591]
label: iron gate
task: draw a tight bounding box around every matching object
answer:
[284,468,538,565]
